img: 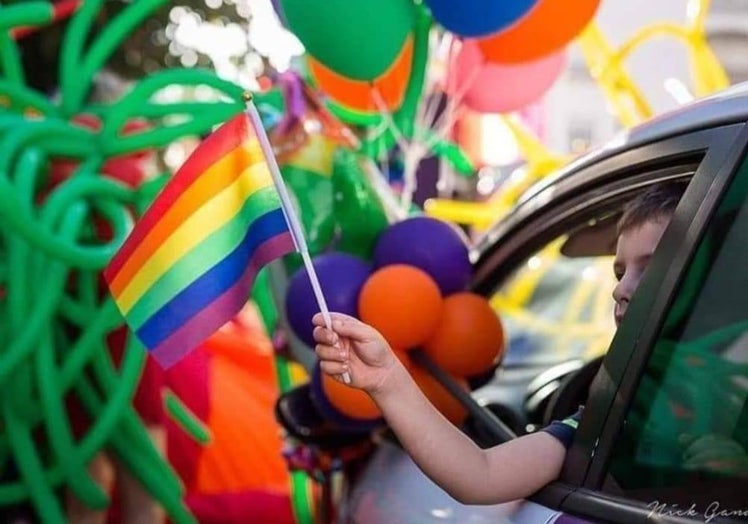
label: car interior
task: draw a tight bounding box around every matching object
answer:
[479,211,622,437]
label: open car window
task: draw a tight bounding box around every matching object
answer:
[478,166,697,432]
[490,237,617,369]
[603,145,748,511]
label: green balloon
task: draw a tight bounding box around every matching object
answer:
[332,148,389,259]
[282,165,336,256]
[327,100,383,127]
[281,0,415,81]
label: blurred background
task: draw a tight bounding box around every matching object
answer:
[14,0,748,198]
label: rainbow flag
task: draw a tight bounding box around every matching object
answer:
[104,112,296,368]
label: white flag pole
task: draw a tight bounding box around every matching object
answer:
[244,93,351,384]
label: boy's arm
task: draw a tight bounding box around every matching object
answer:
[312,313,568,505]
[373,363,567,505]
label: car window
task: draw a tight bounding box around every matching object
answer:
[605,155,748,509]
[490,237,617,368]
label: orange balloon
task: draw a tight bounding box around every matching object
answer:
[359,265,443,350]
[477,0,600,63]
[321,372,382,420]
[309,35,413,113]
[408,359,469,426]
[424,292,504,377]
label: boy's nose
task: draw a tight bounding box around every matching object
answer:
[612,275,636,325]
[612,281,626,304]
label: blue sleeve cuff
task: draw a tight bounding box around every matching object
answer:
[540,407,583,449]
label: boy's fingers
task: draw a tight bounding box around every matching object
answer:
[320,360,349,377]
[312,326,338,346]
[316,344,347,362]
[312,311,353,327]
[327,313,373,340]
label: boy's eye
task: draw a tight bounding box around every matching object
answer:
[614,269,624,281]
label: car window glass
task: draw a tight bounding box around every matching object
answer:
[605,156,748,510]
[490,237,617,368]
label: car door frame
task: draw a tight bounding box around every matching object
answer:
[470,121,748,519]
[546,122,748,523]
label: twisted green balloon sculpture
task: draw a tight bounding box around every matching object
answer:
[0,1,263,522]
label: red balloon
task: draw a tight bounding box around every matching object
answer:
[424,292,505,377]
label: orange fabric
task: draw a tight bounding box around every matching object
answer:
[192,306,291,494]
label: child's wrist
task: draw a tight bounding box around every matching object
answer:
[369,358,410,400]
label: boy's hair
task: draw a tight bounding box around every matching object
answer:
[617,181,688,235]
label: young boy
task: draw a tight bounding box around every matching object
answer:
[312,182,685,505]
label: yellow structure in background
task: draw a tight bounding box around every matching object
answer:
[579,0,728,127]
[489,240,617,364]
[425,0,729,230]
[424,116,570,231]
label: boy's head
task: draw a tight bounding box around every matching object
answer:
[612,181,687,326]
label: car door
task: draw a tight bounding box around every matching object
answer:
[547,123,748,522]
[471,123,737,434]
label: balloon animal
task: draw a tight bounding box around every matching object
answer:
[0,1,274,522]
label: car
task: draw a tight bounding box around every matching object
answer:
[278,82,748,523]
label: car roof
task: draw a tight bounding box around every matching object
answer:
[471,82,748,267]
[520,81,748,206]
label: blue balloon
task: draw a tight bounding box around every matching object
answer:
[373,216,472,295]
[285,252,372,348]
[424,0,539,37]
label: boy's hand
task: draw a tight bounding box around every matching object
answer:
[312,312,401,395]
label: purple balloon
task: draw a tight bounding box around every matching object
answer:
[373,216,472,295]
[285,252,372,348]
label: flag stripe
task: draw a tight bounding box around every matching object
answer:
[136,208,290,349]
[114,161,273,313]
[125,186,282,329]
[108,139,264,295]
[105,113,248,281]
[148,232,295,368]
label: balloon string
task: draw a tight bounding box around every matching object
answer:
[371,86,429,212]
[370,86,410,153]
[423,32,459,134]
[399,142,428,212]
[413,32,453,147]
[378,128,391,185]
[360,157,408,222]
[427,53,483,152]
